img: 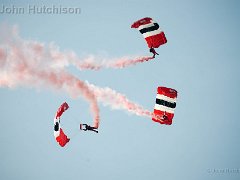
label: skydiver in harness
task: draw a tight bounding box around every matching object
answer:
[80,124,98,133]
[161,111,169,121]
[150,47,159,58]
[162,115,168,121]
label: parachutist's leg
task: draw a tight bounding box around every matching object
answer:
[93,129,98,133]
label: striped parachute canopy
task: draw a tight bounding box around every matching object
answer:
[152,87,177,125]
[131,17,167,48]
[54,102,70,147]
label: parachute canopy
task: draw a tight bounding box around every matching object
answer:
[54,102,70,147]
[131,17,167,48]
[152,87,177,125]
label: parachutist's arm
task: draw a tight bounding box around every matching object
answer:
[83,124,88,131]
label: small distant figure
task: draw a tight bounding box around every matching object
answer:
[150,47,159,58]
[162,115,168,121]
[80,124,98,133]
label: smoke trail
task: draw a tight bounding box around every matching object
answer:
[70,55,154,70]
[0,25,153,128]
[1,26,154,72]
[108,56,154,69]
[86,82,152,118]
[0,25,100,128]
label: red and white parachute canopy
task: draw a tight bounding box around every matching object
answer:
[131,17,167,48]
[54,102,70,147]
[152,87,177,125]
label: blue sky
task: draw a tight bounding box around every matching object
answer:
[0,0,240,180]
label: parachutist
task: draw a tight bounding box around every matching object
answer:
[162,115,168,120]
[54,122,59,131]
[80,124,98,133]
[54,102,70,147]
[152,87,177,125]
[131,17,167,57]
[150,47,159,58]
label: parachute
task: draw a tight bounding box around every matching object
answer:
[131,17,167,48]
[54,102,70,147]
[152,87,177,125]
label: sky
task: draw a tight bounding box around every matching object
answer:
[0,0,240,180]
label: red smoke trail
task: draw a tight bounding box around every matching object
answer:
[86,82,152,118]
[70,56,154,70]
[0,25,100,128]
[108,56,154,68]
[1,25,155,72]
[0,25,153,128]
